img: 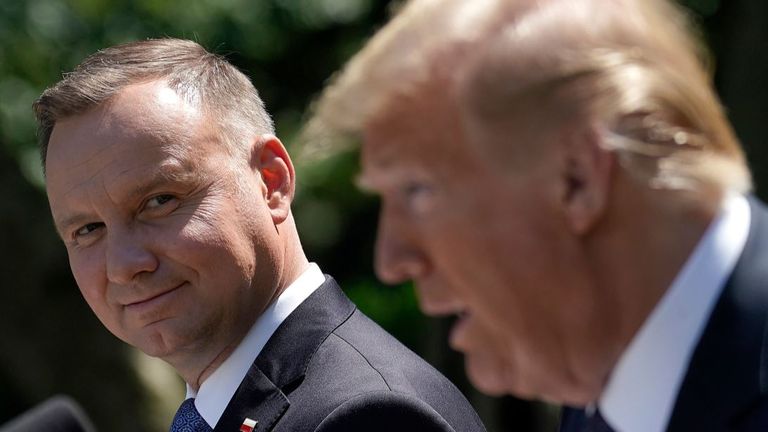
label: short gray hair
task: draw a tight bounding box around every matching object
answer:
[34,38,274,168]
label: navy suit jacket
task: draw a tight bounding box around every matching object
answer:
[211,276,486,432]
[561,198,768,431]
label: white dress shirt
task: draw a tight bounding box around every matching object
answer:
[185,263,326,428]
[597,194,751,432]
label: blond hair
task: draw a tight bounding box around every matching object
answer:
[306,0,750,193]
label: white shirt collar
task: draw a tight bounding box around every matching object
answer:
[598,194,751,432]
[185,263,326,427]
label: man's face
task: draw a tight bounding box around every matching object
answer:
[359,86,612,401]
[45,81,282,365]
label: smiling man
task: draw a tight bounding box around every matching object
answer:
[306,0,768,430]
[34,38,485,432]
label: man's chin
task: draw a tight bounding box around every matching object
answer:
[129,339,174,359]
[463,353,512,396]
[464,352,593,403]
[125,327,188,360]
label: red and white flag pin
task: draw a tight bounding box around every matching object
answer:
[239,418,258,432]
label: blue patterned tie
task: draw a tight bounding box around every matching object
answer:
[170,398,213,432]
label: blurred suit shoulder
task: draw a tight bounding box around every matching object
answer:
[667,197,768,431]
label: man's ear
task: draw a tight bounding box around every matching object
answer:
[251,134,295,224]
[560,123,614,235]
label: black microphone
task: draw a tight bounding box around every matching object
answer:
[0,395,96,432]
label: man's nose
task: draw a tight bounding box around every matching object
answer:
[374,209,428,284]
[105,228,158,285]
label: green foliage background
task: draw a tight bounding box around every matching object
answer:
[0,0,765,431]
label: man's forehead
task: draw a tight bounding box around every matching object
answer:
[359,120,431,174]
[116,79,195,110]
[362,89,467,157]
[49,81,201,157]
[105,80,201,134]
[359,126,467,194]
[45,81,210,195]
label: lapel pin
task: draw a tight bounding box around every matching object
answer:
[239,418,258,432]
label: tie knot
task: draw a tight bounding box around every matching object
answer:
[170,398,212,432]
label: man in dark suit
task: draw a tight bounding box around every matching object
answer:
[304,0,768,430]
[34,38,485,432]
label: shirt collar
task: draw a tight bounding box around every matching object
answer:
[186,263,326,428]
[598,194,751,432]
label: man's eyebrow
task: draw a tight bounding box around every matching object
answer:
[357,149,400,192]
[355,163,415,193]
[54,213,91,239]
[122,165,193,203]
[54,166,195,237]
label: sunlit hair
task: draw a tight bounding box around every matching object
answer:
[306,0,750,194]
[34,38,274,169]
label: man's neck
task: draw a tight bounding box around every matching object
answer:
[582,183,721,401]
[595,193,751,432]
[188,342,240,392]
[173,257,311,390]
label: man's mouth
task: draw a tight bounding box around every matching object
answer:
[124,283,186,313]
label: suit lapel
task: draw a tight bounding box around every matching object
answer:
[214,277,356,431]
[667,198,768,431]
[213,366,289,432]
[254,276,356,389]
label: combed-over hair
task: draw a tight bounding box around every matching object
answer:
[306,0,751,194]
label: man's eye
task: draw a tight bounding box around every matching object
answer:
[402,181,435,200]
[75,222,104,237]
[403,182,431,197]
[145,194,176,210]
[401,182,436,214]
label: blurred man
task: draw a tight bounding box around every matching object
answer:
[306,0,768,430]
[33,38,485,432]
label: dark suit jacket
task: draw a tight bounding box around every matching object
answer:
[211,276,486,432]
[561,198,768,431]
